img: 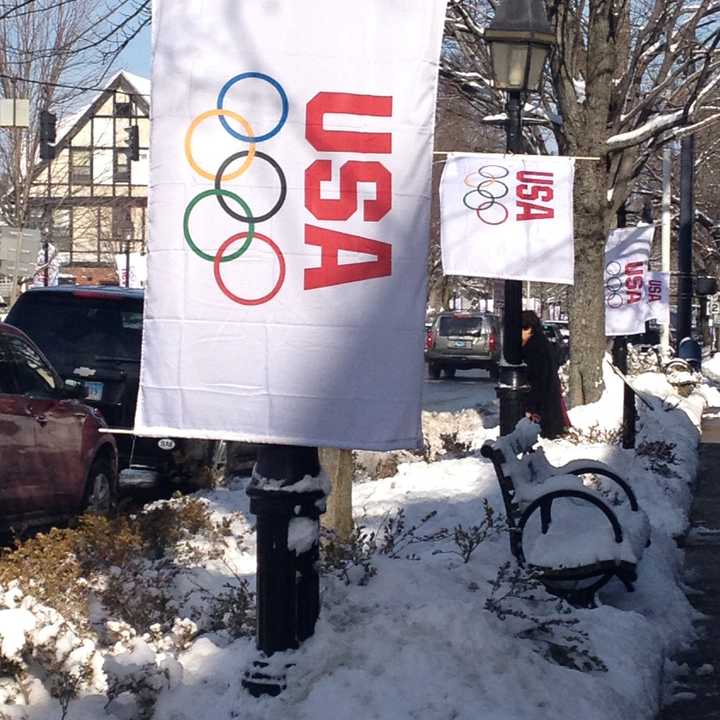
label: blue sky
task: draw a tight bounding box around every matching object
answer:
[117,25,151,79]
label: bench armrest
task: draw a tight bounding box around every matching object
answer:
[516,489,624,566]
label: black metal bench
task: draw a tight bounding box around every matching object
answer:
[481,419,650,606]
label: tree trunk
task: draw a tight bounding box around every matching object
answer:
[568,161,612,407]
[319,448,354,541]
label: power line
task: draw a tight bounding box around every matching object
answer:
[0,71,150,97]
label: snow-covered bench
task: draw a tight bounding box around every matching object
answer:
[480,419,650,606]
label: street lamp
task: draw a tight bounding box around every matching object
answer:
[484,0,556,435]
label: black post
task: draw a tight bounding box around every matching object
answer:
[498,90,529,436]
[43,241,49,287]
[614,203,636,449]
[242,445,325,697]
[125,239,131,288]
[677,135,694,344]
[612,337,635,448]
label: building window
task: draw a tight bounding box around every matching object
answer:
[112,206,133,241]
[70,149,92,184]
[114,149,130,183]
[115,100,132,117]
[51,209,71,251]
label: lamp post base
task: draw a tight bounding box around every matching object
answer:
[242,659,294,698]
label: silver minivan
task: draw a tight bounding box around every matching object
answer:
[425,311,501,379]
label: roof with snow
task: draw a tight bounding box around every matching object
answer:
[55,70,150,148]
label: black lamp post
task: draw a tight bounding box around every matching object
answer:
[484,0,556,435]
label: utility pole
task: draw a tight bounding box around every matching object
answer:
[677,135,694,344]
[660,146,672,355]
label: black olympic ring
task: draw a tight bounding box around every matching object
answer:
[214,150,287,223]
[604,261,624,308]
[478,164,510,180]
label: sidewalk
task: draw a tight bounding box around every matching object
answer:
[660,411,720,719]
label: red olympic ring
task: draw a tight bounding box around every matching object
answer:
[476,203,509,225]
[213,231,286,306]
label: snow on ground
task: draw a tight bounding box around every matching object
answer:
[0,367,710,719]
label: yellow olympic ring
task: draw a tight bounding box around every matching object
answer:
[184,109,256,181]
[464,172,504,188]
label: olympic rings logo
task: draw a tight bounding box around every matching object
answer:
[462,165,510,225]
[604,261,624,309]
[183,71,289,305]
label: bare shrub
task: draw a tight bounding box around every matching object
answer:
[485,562,607,673]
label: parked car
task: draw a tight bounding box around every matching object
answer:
[0,322,118,533]
[425,311,501,379]
[542,320,570,365]
[6,286,245,492]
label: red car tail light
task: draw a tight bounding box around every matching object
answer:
[488,329,497,353]
[425,329,434,350]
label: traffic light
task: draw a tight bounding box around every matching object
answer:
[39,110,56,161]
[125,125,140,161]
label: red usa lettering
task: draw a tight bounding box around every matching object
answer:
[648,279,662,302]
[624,262,644,303]
[304,92,393,290]
[516,170,555,221]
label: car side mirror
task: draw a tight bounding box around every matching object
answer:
[62,379,86,400]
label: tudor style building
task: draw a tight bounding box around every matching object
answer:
[27,71,150,284]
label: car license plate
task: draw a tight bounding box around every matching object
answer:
[84,381,104,401]
[450,341,469,348]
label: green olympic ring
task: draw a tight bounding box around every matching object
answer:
[183,189,255,262]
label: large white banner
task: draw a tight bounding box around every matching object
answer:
[135,0,447,450]
[604,225,654,336]
[440,153,575,284]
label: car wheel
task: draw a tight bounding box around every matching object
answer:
[443,367,456,379]
[83,459,116,516]
[429,363,441,379]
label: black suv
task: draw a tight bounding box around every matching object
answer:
[6,286,243,491]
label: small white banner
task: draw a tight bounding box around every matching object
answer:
[440,153,575,284]
[604,225,654,336]
[32,242,60,287]
[114,253,147,289]
[645,271,670,326]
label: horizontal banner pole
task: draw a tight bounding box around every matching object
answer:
[433,151,601,161]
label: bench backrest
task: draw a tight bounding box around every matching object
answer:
[481,419,542,529]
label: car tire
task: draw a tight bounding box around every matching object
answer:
[443,367,456,379]
[82,458,116,516]
[429,363,441,379]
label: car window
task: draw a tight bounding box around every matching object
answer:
[7,294,143,369]
[0,337,17,394]
[438,316,484,336]
[6,335,57,396]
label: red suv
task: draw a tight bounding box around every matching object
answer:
[0,323,118,533]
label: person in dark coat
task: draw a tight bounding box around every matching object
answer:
[521,310,568,439]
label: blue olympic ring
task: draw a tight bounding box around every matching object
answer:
[217,72,289,143]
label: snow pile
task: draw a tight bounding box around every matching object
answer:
[0,369,711,720]
[568,355,625,432]
[702,352,720,385]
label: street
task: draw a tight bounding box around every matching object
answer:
[422,368,498,417]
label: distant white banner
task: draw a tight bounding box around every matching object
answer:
[114,253,147,289]
[440,153,575,284]
[604,225,654,336]
[135,0,447,450]
[645,271,670,326]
